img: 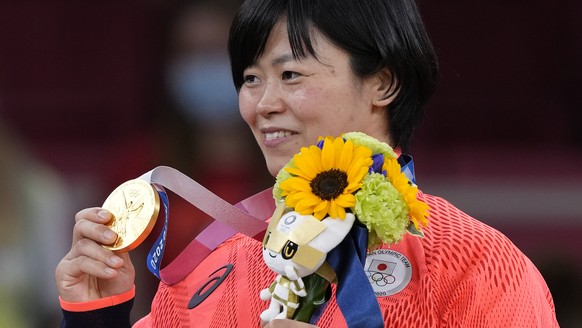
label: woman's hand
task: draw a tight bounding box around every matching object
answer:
[262,319,318,327]
[55,208,135,302]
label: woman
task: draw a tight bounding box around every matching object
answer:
[56,0,558,327]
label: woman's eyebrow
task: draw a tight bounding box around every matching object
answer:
[271,53,295,66]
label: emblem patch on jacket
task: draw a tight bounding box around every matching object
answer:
[365,249,412,297]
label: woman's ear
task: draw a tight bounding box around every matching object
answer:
[371,68,398,108]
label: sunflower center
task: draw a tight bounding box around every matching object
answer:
[310,169,349,200]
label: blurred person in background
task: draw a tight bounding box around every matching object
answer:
[153,0,271,262]
[0,115,72,327]
[162,0,267,196]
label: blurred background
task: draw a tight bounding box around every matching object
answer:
[0,0,579,327]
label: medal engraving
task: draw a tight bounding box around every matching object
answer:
[102,179,160,252]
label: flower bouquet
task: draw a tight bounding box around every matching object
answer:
[259,132,429,323]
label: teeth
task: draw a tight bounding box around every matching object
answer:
[264,131,294,140]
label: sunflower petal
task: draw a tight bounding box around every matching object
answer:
[328,202,339,219]
[284,177,312,192]
[333,137,345,169]
[331,203,346,220]
[321,138,335,171]
[295,197,320,213]
[285,164,316,181]
[314,206,329,220]
[334,193,356,208]
[338,139,354,172]
[285,190,315,207]
[346,158,368,185]
[293,148,321,179]
[307,145,324,172]
[313,199,328,213]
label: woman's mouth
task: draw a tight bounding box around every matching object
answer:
[263,130,296,141]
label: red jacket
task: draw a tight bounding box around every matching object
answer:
[127,192,558,327]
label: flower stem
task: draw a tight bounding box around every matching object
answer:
[292,274,330,323]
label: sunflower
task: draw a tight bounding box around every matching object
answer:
[279,136,373,220]
[383,157,429,229]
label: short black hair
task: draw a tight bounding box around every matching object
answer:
[228,0,438,152]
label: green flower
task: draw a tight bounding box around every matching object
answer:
[354,173,409,249]
[273,160,294,201]
[343,132,397,160]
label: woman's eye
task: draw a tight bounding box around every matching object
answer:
[243,74,259,84]
[282,71,300,80]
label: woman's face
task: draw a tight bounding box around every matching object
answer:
[239,20,390,176]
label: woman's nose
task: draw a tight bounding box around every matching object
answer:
[256,81,285,116]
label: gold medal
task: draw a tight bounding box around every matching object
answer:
[101,179,160,253]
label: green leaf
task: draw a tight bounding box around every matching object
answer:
[407,223,425,238]
[292,274,330,323]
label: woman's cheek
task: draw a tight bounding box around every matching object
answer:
[238,92,256,124]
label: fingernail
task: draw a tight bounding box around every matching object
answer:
[104,268,116,275]
[103,229,117,241]
[109,256,122,265]
[98,210,110,220]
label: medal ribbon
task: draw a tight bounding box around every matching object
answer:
[138,166,273,282]
[146,185,169,279]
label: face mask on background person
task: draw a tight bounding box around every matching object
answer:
[166,54,240,125]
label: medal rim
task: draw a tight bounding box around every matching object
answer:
[101,179,160,253]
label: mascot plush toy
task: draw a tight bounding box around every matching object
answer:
[260,207,355,322]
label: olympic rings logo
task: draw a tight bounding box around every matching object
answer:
[366,259,397,287]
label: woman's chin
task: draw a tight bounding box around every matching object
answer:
[264,156,288,177]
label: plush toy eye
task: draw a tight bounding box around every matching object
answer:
[282,241,298,259]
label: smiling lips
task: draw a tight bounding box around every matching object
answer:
[264,130,296,141]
